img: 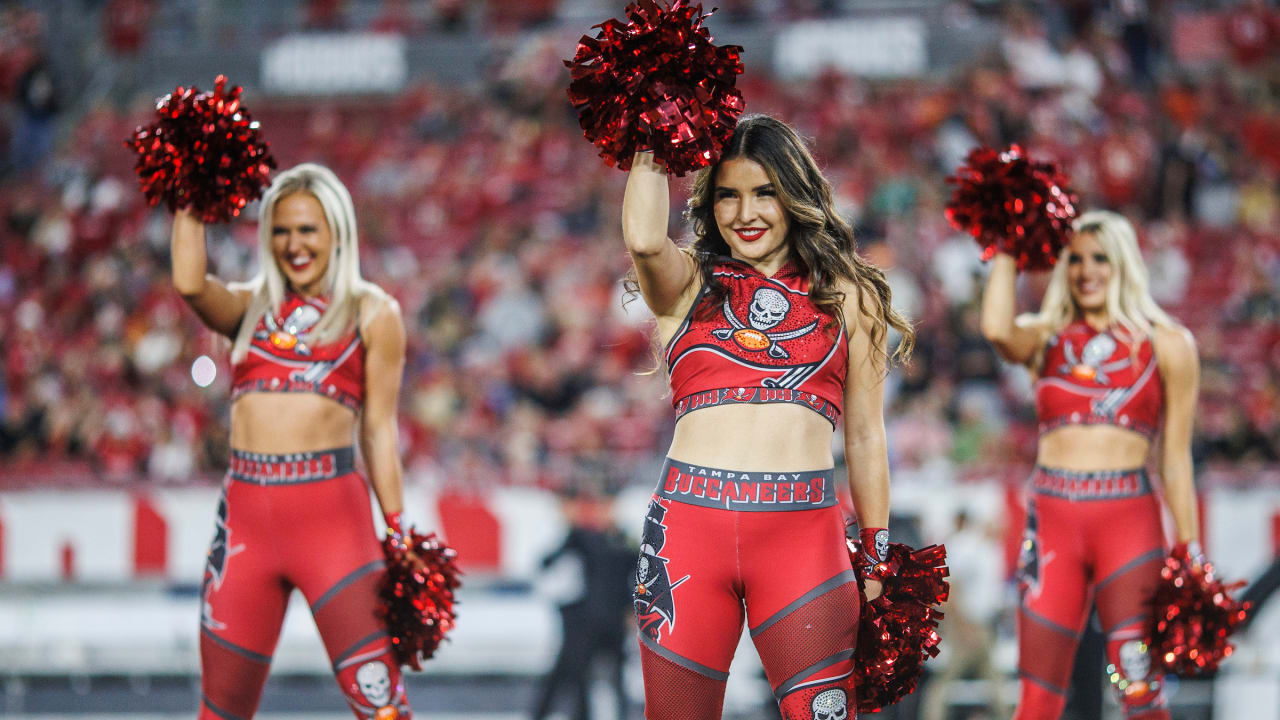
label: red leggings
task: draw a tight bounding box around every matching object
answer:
[633,459,859,720]
[199,448,409,720]
[1014,467,1169,720]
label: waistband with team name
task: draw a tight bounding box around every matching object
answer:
[1030,466,1151,501]
[656,458,837,511]
[229,447,356,485]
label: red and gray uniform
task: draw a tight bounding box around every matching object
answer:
[200,293,409,720]
[638,258,858,719]
[1015,322,1168,720]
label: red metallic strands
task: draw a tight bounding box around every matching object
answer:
[378,529,462,671]
[564,0,745,177]
[944,145,1078,272]
[125,75,276,223]
[847,539,950,712]
[1147,544,1249,676]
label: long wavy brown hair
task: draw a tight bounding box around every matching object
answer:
[628,114,914,367]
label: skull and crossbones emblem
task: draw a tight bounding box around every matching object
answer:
[260,303,322,355]
[356,661,392,707]
[811,688,848,720]
[1059,332,1127,385]
[712,287,818,359]
[1118,640,1151,682]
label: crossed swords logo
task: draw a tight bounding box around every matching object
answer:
[1058,332,1129,385]
[260,303,323,356]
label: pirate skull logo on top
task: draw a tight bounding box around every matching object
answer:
[713,286,819,359]
[259,297,324,355]
[1058,331,1127,385]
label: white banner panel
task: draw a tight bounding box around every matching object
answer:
[775,17,928,79]
[262,33,408,95]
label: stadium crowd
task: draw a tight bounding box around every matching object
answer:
[0,0,1277,491]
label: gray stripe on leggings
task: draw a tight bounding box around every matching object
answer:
[779,667,854,699]
[638,632,729,681]
[1019,669,1068,696]
[1103,613,1151,637]
[311,559,385,614]
[332,629,391,670]
[1095,548,1164,592]
[1020,605,1081,639]
[773,648,855,699]
[200,626,272,665]
[750,569,857,638]
[201,693,249,720]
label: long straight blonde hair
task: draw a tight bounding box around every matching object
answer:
[230,163,384,363]
[1033,210,1175,346]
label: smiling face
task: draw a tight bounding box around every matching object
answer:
[713,157,792,272]
[271,192,333,297]
[1066,230,1112,318]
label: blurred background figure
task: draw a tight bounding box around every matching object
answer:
[922,510,1005,720]
[531,487,635,720]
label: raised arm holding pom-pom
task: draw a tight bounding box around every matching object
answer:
[170,208,250,337]
[623,151,697,319]
[979,252,1046,365]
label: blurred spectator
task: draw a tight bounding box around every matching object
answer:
[9,54,58,173]
[103,0,153,56]
[0,1,1277,490]
[921,510,1005,720]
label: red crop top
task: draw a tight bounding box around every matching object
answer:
[1035,321,1162,439]
[665,257,848,426]
[231,293,365,411]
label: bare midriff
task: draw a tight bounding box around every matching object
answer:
[1037,424,1151,471]
[230,393,357,454]
[668,402,835,470]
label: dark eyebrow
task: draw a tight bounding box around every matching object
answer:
[714,184,775,193]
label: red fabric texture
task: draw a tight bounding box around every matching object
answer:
[633,494,857,718]
[665,257,847,423]
[1036,322,1163,439]
[198,470,410,719]
[231,293,366,411]
[1013,490,1169,720]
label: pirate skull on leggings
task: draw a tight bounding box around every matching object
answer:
[811,688,848,720]
[356,660,392,706]
[1118,640,1151,681]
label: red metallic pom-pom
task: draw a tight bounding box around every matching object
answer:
[945,145,1078,272]
[564,0,746,176]
[125,75,276,223]
[378,529,462,671]
[848,540,950,713]
[1147,545,1249,676]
